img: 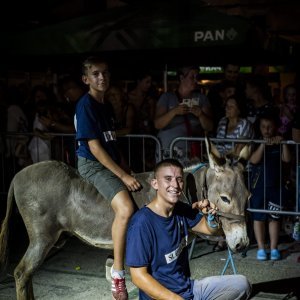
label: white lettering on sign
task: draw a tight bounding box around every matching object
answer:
[194,28,237,42]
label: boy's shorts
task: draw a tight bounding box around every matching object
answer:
[77,156,127,201]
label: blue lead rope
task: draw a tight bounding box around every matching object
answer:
[207,213,219,228]
[188,162,207,174]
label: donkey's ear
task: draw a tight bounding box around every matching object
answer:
[205,136,226,169]
[237,143,251,168]
[238,144,251,161]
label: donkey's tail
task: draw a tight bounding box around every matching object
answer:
[0,179,15,273]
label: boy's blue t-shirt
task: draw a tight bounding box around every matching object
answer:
[74,93,120,163]
[126,201,202,300]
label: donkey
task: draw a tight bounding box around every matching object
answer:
[0,137,251,300]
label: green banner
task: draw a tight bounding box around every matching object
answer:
[3,3,250,55]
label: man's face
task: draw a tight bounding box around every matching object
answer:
[152,165,184,205]
[82,63,110,93]
[224,64,240,82]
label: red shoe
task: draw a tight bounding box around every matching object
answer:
[111,269,128,300]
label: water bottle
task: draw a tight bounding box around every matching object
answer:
[293,217,300,241]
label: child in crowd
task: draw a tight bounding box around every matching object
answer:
[249,112,291,261]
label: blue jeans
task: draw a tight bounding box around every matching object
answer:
[193,274,251,300]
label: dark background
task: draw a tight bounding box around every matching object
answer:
[0,0,299,77]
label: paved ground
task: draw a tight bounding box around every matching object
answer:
[1,231,299,300]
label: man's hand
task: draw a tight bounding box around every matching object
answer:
[191,199,221,235]
[192,199,218,215]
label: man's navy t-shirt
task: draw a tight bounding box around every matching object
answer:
[126,201,202,299]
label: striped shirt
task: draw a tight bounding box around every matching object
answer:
[216,117,254,155]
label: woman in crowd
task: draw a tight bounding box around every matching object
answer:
[216,93,254,157]
[127,71,157,135]
[106,85,136,136]
[214,93,253,251]
[154,65,213,166]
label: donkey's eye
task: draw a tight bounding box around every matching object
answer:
[220,196,230,204]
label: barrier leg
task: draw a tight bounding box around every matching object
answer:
[221,247,237,275]
[188,237,196,260]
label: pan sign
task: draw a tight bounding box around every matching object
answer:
[194,28,238,43]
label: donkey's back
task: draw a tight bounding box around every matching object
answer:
[0,160,119,300]
[13,160,115,247]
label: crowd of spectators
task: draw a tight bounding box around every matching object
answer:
[1,63,299,260]
[1,64,299,170]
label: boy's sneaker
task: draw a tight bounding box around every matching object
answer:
[257,249,267,261]
[105,255,114,282]
[270,249,281,261]
[111,267,128,300]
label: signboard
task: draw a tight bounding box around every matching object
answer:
[2,3,250,55]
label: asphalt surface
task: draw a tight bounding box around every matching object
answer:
[0,221,300,300]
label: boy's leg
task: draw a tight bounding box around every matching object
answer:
[111,190,134,271]
[77,157,133,299]
[193,275,251,300]
[253,220,265,249]
[110,190,134,300]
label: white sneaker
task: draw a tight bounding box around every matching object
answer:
[105,255,114,282]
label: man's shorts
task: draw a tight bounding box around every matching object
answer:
[77,156,127,201]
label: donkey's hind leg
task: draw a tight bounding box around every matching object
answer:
[14,236,57,300]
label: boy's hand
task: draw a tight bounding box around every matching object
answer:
[121,173,141,192]
[264,136,283,145]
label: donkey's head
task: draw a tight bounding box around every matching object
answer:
[205,137,251,252]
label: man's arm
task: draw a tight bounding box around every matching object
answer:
[191,200,222,235]
[130,267,183,300]
[191,215,222,236]
[154,104,189,130]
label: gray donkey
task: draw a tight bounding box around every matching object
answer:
[0,137,251,300]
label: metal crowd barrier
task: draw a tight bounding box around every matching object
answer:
[0,132,162,203]
[118,134,161,173]
[1,133,299,218]
[169,136,300,217]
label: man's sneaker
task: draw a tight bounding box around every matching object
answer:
[257,249,267,261]
[270,249,281,261]
[111,267,128,300]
